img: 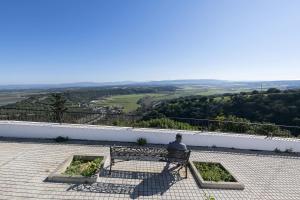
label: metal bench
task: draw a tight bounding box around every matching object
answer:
[109,145,191,178]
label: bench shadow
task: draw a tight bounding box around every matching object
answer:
[67,165,184,199]
[101,169,161,179]
[130,165,183,199]
[67,182,135,194]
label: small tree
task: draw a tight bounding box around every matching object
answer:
[266,88,281,94]
[50,93,68,123]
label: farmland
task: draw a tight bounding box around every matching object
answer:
[89,86,249,113]
[0,80,294,114]
[90,93,166,113]
[0,92,31,106]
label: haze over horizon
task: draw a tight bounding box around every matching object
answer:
[1,0,300,84]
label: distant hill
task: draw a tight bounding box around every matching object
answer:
[134,79,230,86]
[0,81,136,90]
[1,79,300,90]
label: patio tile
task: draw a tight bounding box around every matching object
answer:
[0,139,300,199]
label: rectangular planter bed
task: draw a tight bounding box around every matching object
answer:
[189,161,244,190]
[47,154,107,184]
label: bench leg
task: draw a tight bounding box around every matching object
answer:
[109,158,114,175]
[185,165,187,178]
[163,161,170,172]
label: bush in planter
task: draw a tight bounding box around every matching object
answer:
[137,138,147,146]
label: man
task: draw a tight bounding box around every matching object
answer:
[167,133,187,151]
[163,133,188,173]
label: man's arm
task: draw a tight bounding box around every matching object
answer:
[181,143,188,151]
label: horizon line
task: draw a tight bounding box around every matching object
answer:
[1,78,300,87]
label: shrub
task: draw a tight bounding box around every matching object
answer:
[274,148,294,154]
[214,115,292,137]
[54,136,69,143]
[64,157,103,177]
[249,124,292,137]
[284,148,293,153]
[137,138,147,146]
[215,115,251,133]
[134,118,198,130]
[112,120,131,127]
[274,148,282,153]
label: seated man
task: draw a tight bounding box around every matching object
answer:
[163,133,189,173]
[167,133,187,151]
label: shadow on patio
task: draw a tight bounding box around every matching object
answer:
[67,165,184,199]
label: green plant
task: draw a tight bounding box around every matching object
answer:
[214,115,292,137]
[204,193,216,200]
[250,123,291,137]
[134,118,198,130]
[284,148,293,153]
[193,162,235,182]
[274,148,282,153]
[215,115,251,133]
[54,136,69,143]
[64,157,103,177]
[274,148,281,153]
[137,138,147,146]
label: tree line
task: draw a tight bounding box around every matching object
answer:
[139,88,300,136]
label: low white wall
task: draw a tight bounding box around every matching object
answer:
[0,120,300,152]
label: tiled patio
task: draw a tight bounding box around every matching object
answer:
[0,138,300,200]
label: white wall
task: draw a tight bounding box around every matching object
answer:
[1,120,300,152]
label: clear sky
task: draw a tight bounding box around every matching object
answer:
[0,0,299,84]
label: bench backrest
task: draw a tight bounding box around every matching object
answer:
[167,149,191,161]
[110,146,168,159]
[110,146,190,162]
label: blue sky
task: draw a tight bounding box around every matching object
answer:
[0,0,299,84]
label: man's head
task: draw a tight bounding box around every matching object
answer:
[175,133,182,142]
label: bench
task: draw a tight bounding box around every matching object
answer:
[109,146,191,178]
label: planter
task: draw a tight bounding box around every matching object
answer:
[47,154,107,184]
[189,161,244,190]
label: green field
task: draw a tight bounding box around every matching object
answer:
[91,93,166,113]
[0,86,253,113]
[139,86,250,102]
[0,93,28,106]
[90,86,249,113]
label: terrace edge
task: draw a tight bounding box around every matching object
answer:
[0,120,300,152]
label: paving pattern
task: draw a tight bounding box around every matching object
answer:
[0,138,300,200]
